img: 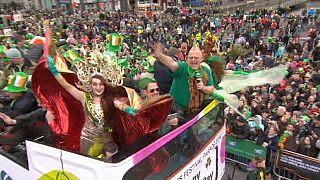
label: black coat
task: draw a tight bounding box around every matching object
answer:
[154,60,174,94]
[0,92,38,118]
[232,123,250,139]
[0,108,53,147]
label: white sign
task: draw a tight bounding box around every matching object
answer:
[13,14,23,22]
[0,141,134,179]
[0,153,30,179]
[169,125,226,180]
[3,29,12,36]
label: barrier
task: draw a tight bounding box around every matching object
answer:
[225,135,267,179]
[227,135,267,160]
[275,149,320,180]
[226,137,320,180]
[273,166,300,180]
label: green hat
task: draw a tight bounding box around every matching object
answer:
[64,49,84,64]
[268,37,275,43]
[142,50,149,57]
[107,33,123,52]
[4,72,30,93]
[303,58,310,63]
[26,33,35,40]
[138,77,156,90]
[129,66,139,77]
[302,116,311,123]
[118,58,129,67]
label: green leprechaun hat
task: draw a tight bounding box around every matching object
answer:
[107,33,123,52]
[118,58,129,68]
[139,77,157,90]
[26,33,35,40]
[4,72,31,93]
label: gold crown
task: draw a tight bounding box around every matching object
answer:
[75,48,124,92]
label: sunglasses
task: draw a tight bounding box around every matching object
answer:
[149,88,160,93]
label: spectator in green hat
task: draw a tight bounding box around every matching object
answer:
[0,48,36,89]
[0,72,38,119]
[0,71,53,149]
[138,77,182,128]
[138,77,159,99]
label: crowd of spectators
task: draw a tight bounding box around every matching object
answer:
[0,4,319,171]
[223,8,320,178]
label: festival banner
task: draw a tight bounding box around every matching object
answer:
[0,152,30,179]
[276,149,320,180]
[168,125,226,180]
[226,135,267,159]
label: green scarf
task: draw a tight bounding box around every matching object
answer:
[188,66,204,78]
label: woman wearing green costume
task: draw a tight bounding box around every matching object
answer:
[48,57,140,161]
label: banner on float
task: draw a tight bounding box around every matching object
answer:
[168,125,226,180]
[276,149,320,179]
[226,135,267,159]
[0,152,30,179]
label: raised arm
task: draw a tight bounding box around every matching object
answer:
[43,21,84,103]
[154,43,179,72]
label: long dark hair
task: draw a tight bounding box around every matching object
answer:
[90,75,127,126]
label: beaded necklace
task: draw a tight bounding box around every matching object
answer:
[85,93,105,132]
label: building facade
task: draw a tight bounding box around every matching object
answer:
[0,0,129,10]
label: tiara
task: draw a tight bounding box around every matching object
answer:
[74,48,124,92]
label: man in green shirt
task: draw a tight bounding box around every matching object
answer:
[155,43,220,113]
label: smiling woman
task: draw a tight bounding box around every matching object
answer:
[91,76,106,97]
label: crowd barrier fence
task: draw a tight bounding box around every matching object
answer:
[226,136,320,180]
[274,149,320,180]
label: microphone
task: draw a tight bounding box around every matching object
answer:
[195,72,203,84]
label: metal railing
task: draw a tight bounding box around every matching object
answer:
[273,166,301,180]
